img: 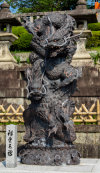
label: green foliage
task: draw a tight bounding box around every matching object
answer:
[85,122,97,125]
[84,122,92,125]
[90,52,100,64]
[0,0,94,14]
[4,28,6,31]
[87,24,100,48]
[26,57,30,64]
[14,55,20,64]
[74,114,97,125]
[74,122,81,125]
[2,111,7,113]
[86,46,100,51]
[86,31,100,48]
[11,50,31,53]
[1,0,81,13]
[85,115,97,125]
[86,36,100,48]
[93,115,97,119]
[88,23,100,31]
[0,121,24,125]
[92,31,100,36]
[73,116,81,125]
[12,26,26,36]
[10,26,33,51]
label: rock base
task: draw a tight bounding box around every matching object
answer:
[19,144,81,165]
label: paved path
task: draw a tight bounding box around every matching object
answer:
[0,158,100,173]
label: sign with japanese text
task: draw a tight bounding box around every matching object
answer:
[6,125,17,168]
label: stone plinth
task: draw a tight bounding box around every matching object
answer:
[19,145,80,165]
[0,62,18,70]
[71,30,94,67]
[0,41,16,62]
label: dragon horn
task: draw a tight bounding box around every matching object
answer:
[69,27,85,39]
[43,28,85,48]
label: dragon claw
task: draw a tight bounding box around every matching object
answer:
[48,126,58,137]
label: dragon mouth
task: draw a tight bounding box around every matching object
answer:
[29,91,42,100]
[33,96,42,100]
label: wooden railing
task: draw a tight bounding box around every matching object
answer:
[0,100,100,125]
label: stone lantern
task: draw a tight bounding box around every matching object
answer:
[67,0,97,67]
[0,1,21,69]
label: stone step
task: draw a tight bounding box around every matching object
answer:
[0,158,99,173]
[82,66,99,78]
[0,79,26,88]
[11,52,31,62]
[0,70,20,79]
[0,88,26,98]
[77,77,100,87]
[73,87,100,96]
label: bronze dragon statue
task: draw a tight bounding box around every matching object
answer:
[19,13,83,165]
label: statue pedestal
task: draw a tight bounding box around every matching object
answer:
[71,30,94,67]
[0,33,18,70]
[0,41,16,62]
[19,144,81,165]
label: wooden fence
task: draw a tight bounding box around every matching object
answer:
[0,100,100,125]
[72,100,100,125]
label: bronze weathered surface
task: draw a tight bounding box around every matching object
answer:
[19,13,82,165]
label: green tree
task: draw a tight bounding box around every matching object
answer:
[0,0,81,13]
